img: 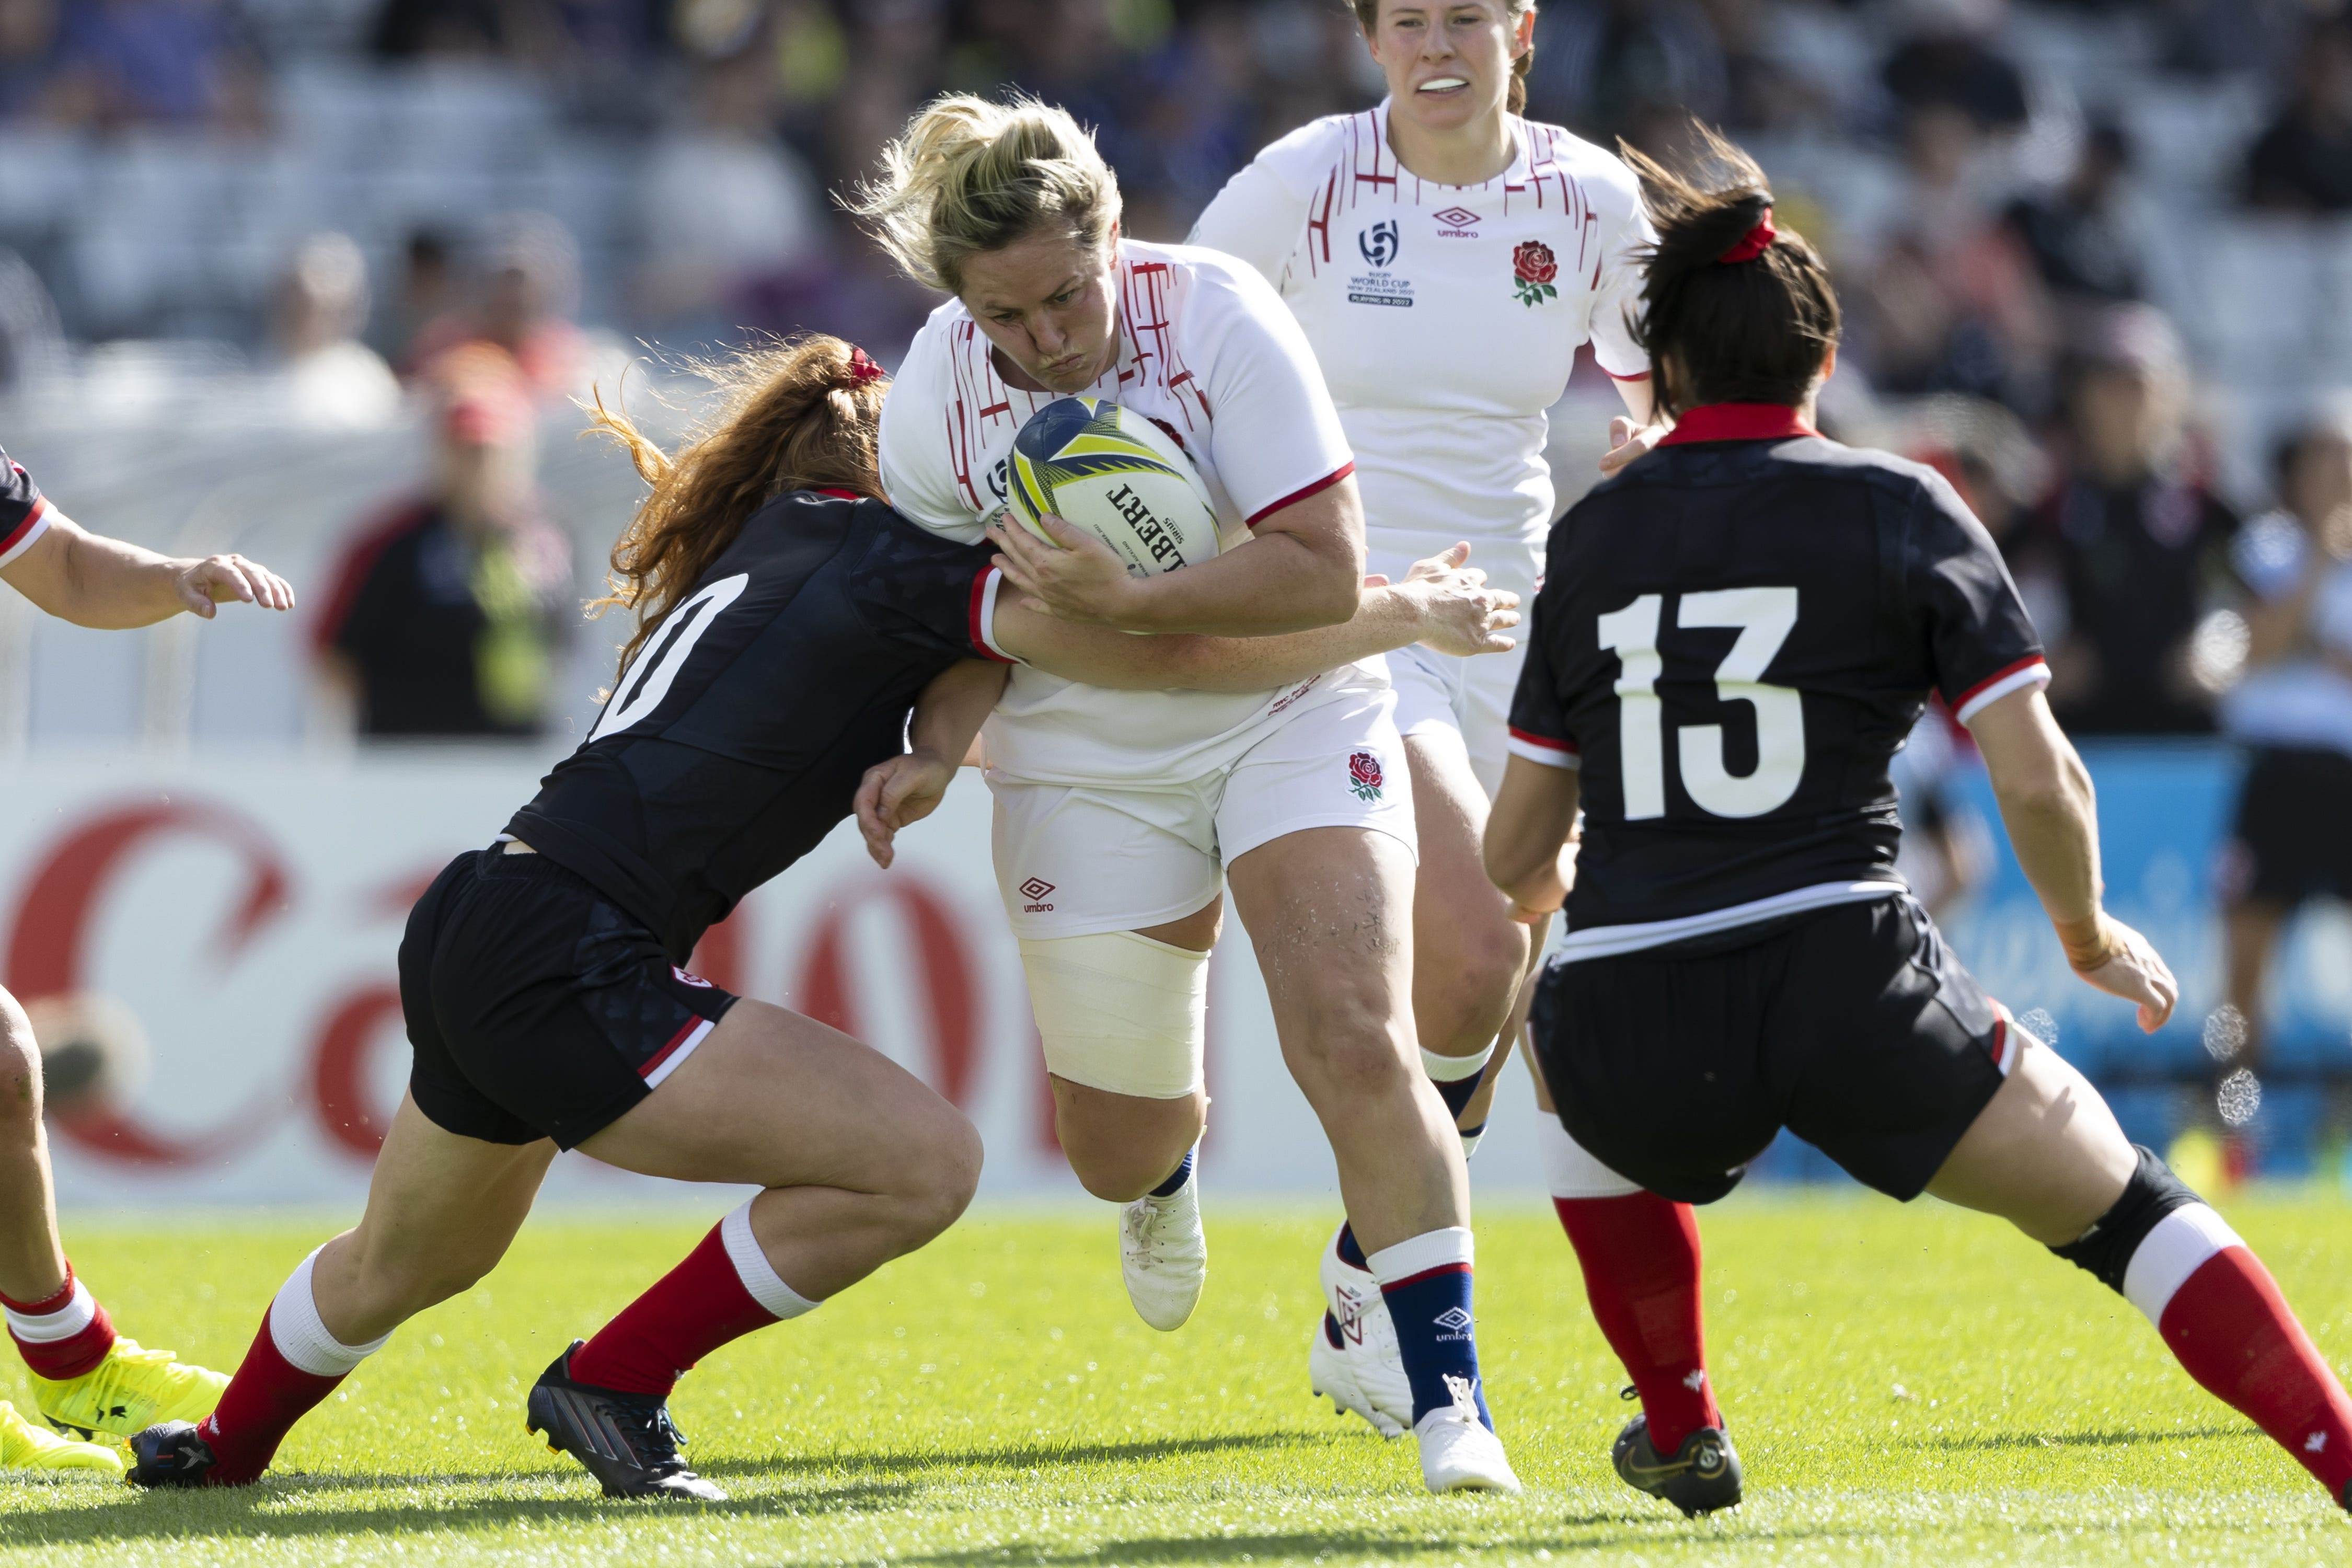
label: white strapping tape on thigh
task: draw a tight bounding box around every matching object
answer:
[1019,931,1207,1100]
[1535,1114,1641,1199]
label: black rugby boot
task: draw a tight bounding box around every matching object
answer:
[1611,1412,1742,1517]
[126,1420,217,1488]
[525,1342,725,1501]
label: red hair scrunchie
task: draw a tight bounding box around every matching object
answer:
[1717,209,1777,264]
[845,346,885,385]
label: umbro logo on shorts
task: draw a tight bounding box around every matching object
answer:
[1019,877,1056,913]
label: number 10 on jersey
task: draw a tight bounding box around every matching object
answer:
[1598,587,1804,821]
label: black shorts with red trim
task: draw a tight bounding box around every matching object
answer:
[1528,893,2011,1205]
[398,847,738,1149]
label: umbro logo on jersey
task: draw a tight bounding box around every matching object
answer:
[1359,220,1400,269]
[1432,206,1481,235]
[1019,877,1056,913]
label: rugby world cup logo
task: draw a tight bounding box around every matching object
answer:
[1359,220,1400,270]
[1348,751,1385,801]
[1512,239,1559,307]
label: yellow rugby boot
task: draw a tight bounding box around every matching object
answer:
[30,1338,229,1440]
[0,1400,123,1475]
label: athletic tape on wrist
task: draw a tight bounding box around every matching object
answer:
[269,1248,390,1378]
[720,1200,822,1321]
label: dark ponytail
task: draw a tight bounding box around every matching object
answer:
[1620,125,1840,417]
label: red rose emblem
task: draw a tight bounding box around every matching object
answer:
[1511,241,1560,307]
[1348,750,1385,800]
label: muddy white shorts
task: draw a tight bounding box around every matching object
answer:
[989,680,1417,939]
[1387,639,1528,800]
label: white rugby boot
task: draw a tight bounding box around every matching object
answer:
[1415,1375,1521,1494]
[1119,1164,1206,1331]
[1306,1223,1411,1437]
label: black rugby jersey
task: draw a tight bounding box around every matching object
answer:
[1507,405,2045,954]
[506,490,1002,961]
[0,446,52,566]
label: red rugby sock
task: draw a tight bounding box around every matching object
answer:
[2154,1243,2352,1500]
[1554,1191,1720,1455]
[2,1265,117,1380]
[569,1201,819,1397]
[197,1309,347,1485]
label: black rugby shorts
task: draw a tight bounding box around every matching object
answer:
[1529,895,2010,1204]
[398,847,740,1149]
[2223,746,2352,908]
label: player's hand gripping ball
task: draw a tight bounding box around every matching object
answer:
[1008,398,1221,578]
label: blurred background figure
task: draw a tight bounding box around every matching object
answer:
[401,213,587,400]
[2215,408,2352,1070]
[41,0,268,133]
[2003,121,2147,316]
[635,37,824,348]
[2035,304,2240,736]
[310,348,571,741]
[2244,8,2352,213]
[264,233,401,430]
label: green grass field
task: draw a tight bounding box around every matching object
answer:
[1,1193,2348,1566]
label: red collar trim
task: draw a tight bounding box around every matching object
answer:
[1659,403,1818,447]
[813,488,864,501]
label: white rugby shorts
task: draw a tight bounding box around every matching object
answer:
[1387,637,1529,800]
[989,679,1417,939]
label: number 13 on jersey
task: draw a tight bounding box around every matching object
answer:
[1598,586,1803,821]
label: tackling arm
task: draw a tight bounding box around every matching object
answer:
[1,513,295,629]
[854,660,1010,869]
[994,546,1518,693]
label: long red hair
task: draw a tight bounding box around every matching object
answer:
[587,335,886,675]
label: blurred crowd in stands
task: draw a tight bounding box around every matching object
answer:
[0,0,2346,752]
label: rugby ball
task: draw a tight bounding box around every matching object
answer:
[1008,397,1221,578]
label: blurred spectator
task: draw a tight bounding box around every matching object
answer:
[1849,105,2050,411]
[2243,10,2352,214]
[2037,305,2241,735]
[370,0,506,61]
[379,229,461,368]
[1525,0,1730,152]
[403,213,588,400]
[312,349,572,740]
[264,233,401,429]
[1878,0,2027,136]
[635,44,824,345]
[2214,409,2352,1069]
[43,0,268,133]
[0,247,62,389]
[2003,121,2145,309]
[1890,709,1985,916]
[0,0,58,120]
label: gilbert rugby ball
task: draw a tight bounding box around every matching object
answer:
[1009,397,1220,577]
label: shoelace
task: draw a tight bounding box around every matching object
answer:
[1439,1373,1483,1427]
[606,1399,690,1468]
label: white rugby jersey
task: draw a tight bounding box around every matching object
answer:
[878,237,1371,786]
[1190,103,1653,597]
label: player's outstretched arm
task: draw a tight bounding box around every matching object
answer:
[994,544,1518,694]
[1483,755,1583,925]
[1,513,295,629]
[854,660,1010,869]
[985,474,1365,637]
[1967,685,2178,1032]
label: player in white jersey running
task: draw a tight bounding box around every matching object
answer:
[858,93,1516,1494]
[1187,0,1692,1441]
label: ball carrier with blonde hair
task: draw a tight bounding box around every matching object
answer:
[860,94,1520,1493]
[1189,0,1676,1438]
[125,333,1518,1498]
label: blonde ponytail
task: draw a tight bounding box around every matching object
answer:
[852,94,1122,296]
